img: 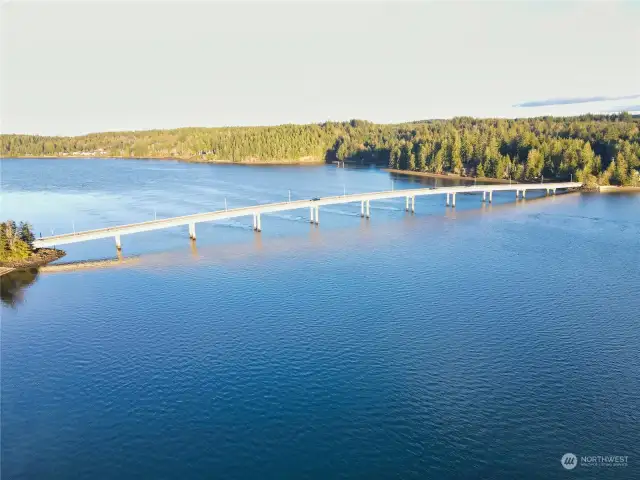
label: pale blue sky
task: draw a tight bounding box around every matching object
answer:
[1,0,639,136]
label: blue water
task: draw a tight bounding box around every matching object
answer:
[2,158,639,479]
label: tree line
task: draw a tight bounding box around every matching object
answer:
[2,113,638,186]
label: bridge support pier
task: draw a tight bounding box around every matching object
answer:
[361,201,364,217]
[256,214,262,232]
[452,193,456,208]
[522,190,526,199]
[315,207,319,225]
[405,196,409,212]
[115,235,121,250]
[188,223,196,240]
[310,207,315,223]
[366,200,370,219]
[546,188,550,196]
[446,193,450,206]
[489,191,493,203]
[553,188,557,195]
[482,191,486,202]
[411,196,415,213]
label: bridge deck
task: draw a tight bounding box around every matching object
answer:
[34,182,581,248]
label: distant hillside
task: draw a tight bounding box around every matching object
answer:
[2,114,639,185]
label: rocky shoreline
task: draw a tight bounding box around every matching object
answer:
[383,168,516,184]
[0,248,66,269]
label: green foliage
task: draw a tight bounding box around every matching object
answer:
[0,221,35,262]
[525,149,544,179]
[19,222,35,248]
[2,114,639,184]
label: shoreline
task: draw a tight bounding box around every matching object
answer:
[598,185,640,193]
[0,248,66,269]
[383,168,517,184]
[1,155,326,166]
[0,267,14,277]
[6,156,637,189]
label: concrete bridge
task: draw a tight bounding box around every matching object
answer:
[33,182,582,250]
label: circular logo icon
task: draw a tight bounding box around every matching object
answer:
[561,453,578,470]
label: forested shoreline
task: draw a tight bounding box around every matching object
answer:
[2,114,639,186]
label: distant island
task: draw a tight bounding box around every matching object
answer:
[0,221,65,269]
[1,113,638,187]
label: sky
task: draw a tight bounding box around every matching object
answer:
[1,0,639,136]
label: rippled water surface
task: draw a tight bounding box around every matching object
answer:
[2,158,639,479]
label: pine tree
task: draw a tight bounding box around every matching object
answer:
[19,222,35,249]
[451,133,463,174]
[415,143,426,171]
[614,153,628,185]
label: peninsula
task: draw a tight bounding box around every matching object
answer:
[0,221,65,269]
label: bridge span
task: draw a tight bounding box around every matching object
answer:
[34,182,582,249]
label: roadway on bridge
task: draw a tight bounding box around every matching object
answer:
[34,182,582,248]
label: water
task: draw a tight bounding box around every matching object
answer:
[2,158,639,479]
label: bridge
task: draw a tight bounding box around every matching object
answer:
[33,182,582,250]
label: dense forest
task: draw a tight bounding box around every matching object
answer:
[2,114,639,186]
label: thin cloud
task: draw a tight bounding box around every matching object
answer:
[514,94,640,108]
[601,104,640,113]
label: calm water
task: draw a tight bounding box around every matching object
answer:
[2,158,639,479]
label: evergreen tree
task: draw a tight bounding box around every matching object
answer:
[19,222,35,249]
[451,133,463,174]
[614,153,628,185]
[415,143,426,171]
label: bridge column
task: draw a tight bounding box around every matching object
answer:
[482,191,486,202]
[256,213,262,232]
[452,193,456,208]
[189,223,196,240]
[361,201,364,217]
[310,207,315,224]
[489,191,493,203]
[405,196,409,212]
[411,196,415,213]
[115,235,121,250]
[553,188,557,195]
[522,190,526,199]
[366,200,370,218]
[546,188,550,196]
[515,190,519,199]
[253,214,257,230]
[315,207,319,225]
[446,193,450,206]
